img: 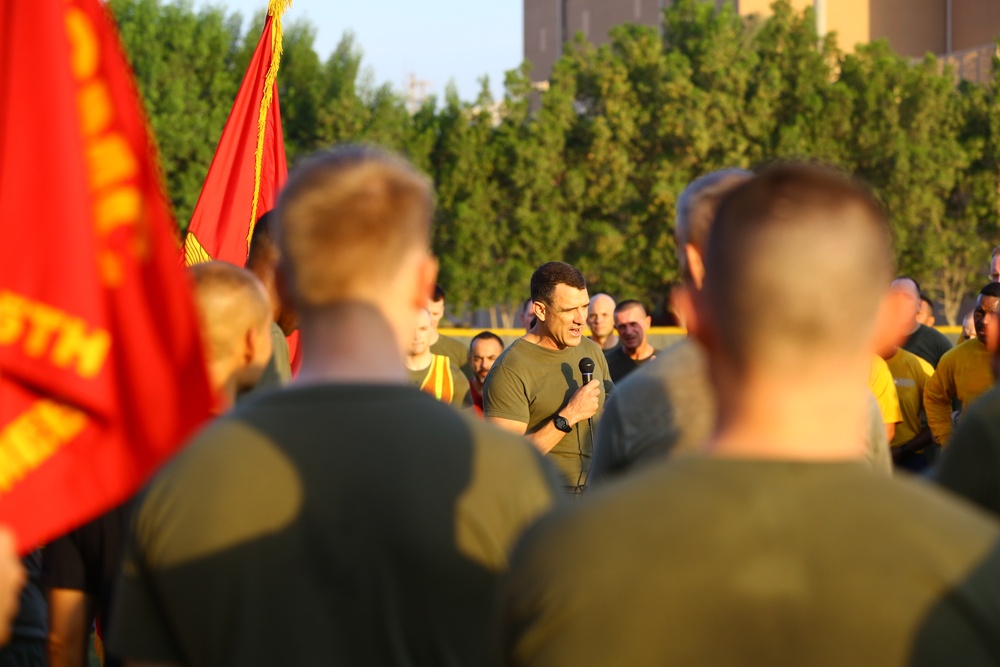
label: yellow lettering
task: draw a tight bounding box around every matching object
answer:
[65,8,98,80]
[87,135,137,192]
[0,401,88,493]
[77,80,112,137]
[0,292,27,345]
[95,186,140,235]
[50,318,111,379]
[35,401,88,441]
[24,304,64,358]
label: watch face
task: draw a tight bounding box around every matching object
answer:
[554,416,571,433]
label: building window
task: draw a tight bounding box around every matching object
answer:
[540,27,547,53]
[634,0,642,20]
[582,9,590,38]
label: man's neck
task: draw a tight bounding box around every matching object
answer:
[524,325,567,351]
[429,329,441,346]
[708,365,869,463]
[624,341,654,361]
[405,350,434,372]
[292,302,408,386]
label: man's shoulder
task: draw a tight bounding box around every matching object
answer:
[918,324,955,347]
[612,338,707,398]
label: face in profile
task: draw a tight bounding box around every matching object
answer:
[409,310,432,356]
[544,284,590,348]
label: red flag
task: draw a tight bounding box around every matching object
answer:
[184,1,290,267]
[0,0,214,553]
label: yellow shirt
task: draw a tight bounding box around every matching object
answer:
[884,348,934,447]
[924,338,994,446]
[869,355,902,425]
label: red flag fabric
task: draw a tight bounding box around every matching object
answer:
[0,0,214,554]
[184,2,289,267]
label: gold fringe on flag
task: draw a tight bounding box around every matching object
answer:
[246,0,292,249]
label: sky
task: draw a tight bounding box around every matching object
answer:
[193,0,524,102]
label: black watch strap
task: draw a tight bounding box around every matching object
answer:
[553,415,572,433]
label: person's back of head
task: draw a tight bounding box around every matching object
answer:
[189,261,273,401]
[700,162,892,378]
[675,169,753,287]
[274,145,436,352]
[246,211,298,335]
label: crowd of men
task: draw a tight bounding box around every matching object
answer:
[2,147,1000,665]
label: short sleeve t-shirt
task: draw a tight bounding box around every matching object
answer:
[504,458,1000,666]
[431,334,470,379]
[870,355,902,425]
[603,345,656,384]
[935,383,1000,515]
[885,348,934,447]
[483,338,613,488]
[903,324,953,368]
[407,355,470,408]
[109,385,562,667]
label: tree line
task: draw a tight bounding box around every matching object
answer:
[109,0,1000,324]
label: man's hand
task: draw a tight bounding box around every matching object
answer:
[0,528,25,646]
[562,380,601,426]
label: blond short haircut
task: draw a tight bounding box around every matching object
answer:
[704,162,892,372]
[189,261,271,363]
[275,145,433,309]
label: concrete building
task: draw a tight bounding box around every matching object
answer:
[524,0,1000,84]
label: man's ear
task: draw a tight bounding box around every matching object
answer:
[533,300,547,323]
[987,317,1000,354]
[412,254,439,311]
[684,244,706,291]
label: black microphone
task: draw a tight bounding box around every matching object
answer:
[579,357,595,385]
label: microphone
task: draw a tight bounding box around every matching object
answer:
[579,357,595,385]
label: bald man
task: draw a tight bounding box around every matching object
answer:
[894,277,951,367]
[587,294,619,350]
[502,162,1000,666]
[190,261,274,410]
[110,145,560,667]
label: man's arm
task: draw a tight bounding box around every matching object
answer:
[488,380,601,455]
[924,366,956,446]
[46,588,91,667]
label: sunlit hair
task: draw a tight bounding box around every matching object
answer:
[189,261,270,363]
[530,262,586,305]
[274,144,433,309]
[675,168,753,280]
[704,162,892,373]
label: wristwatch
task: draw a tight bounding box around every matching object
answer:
[553,415,572,433]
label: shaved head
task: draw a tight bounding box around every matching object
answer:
[702,163,892,374]
[275,144,433,310]
[189,261,271,366]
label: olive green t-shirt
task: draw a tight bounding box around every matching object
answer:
[431,333,471,380]
[407,355,470,408]
[482,338,613,489]
[504,457,1000,666]
[109,384,562,667]
[935,382,1000,516]
[603,345,656,384]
